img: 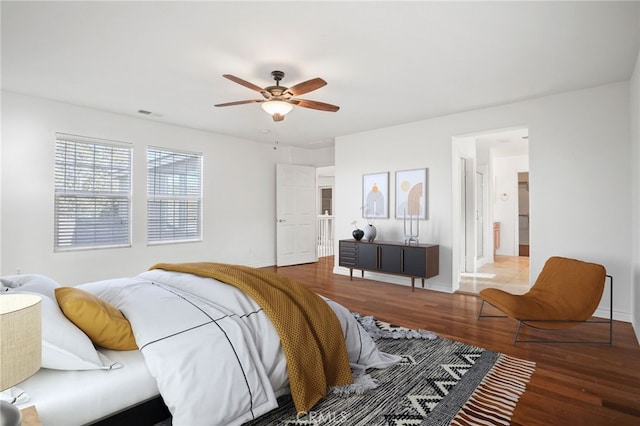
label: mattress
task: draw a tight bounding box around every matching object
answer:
[16,348,159,426]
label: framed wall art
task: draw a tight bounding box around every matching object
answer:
[362,172,389,219]
[396,168,428,219]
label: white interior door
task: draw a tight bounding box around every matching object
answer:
[459,157,468,274]
[475,170,485,260]
[461,157,475,272]
[276,164,317,266]
[476,165,490,268]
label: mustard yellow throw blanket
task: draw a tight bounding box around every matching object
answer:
[150,262,353,414]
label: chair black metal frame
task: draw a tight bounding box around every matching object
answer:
[478,274,613,345]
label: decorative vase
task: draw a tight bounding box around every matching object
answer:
[363,224,377,242]
[352,229,364,241]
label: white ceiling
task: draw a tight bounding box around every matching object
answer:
[2,1,639,148]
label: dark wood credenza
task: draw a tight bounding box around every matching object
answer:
[338,239,439,291]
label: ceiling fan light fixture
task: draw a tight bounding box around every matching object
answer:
[216,71,339,120]
[261,100,293,118]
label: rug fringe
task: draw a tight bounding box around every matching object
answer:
[328,370,378,396]
[450,354,536,426]
[356,314,438,340]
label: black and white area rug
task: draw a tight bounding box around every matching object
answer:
[246,315,536,426]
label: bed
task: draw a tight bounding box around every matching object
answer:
[14,349,162,425]
[1,263,400,425]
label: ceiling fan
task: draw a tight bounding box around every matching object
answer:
[215,70,340,122]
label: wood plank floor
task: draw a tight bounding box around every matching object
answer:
[263,257,640,426]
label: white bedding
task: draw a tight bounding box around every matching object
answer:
[16,349,159,426]
[13,269,399,426]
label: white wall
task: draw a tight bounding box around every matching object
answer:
[631,41,640,339]
[285,145,335,168]
[0,91,327,284]
[335,82,633,322]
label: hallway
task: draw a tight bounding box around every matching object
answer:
[458,255,530,295]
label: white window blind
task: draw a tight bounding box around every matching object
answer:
[147,147,202,244]
[54,133,132,251]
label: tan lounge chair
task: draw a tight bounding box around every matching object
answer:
[478,256,612,345]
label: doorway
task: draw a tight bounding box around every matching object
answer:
[316,166,335,258]
[453,127,530,294]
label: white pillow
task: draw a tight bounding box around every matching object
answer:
[39,293,121,370]
[4,286,120,370]
[0,274,60,300]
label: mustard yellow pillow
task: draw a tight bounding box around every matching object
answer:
[55,287,138,350]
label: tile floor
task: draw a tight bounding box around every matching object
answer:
[457,255,531,295]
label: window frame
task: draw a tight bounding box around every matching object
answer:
[146,146,203,245]
[54,133,132,252]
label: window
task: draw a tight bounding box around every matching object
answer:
[147,147,202,244]
[54,133,132,251]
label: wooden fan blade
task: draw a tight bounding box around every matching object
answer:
[214,99,262,107]
[222,74,266,93]
[294,99,340,112]
[286,78,327,96]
